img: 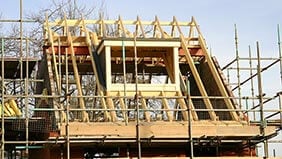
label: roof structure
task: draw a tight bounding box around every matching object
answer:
[0,14,281,158]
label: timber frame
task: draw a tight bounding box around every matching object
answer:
[27,15,280,158]
[42,16,241,123]
[1,0,281,157]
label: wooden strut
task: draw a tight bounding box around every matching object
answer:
[45,15,66,122]
[174,17,217,121]
[160,91,173,122]
[118,91,127,122]
[45,15,60,93]
[195,25,239,121]
[44,15,242,122]
[139,91,151,122]
[46,53,57,112]
[65,17,89,122]
[81,18,112,121]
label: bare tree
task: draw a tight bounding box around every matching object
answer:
[25,0,106,57]
[0,1,106,119]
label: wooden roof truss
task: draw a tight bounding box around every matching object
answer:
[43,15,240,123]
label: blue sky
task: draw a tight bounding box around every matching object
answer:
[1,0,281,63]
[1,0,282,156]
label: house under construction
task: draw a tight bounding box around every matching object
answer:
[0,11,282,159]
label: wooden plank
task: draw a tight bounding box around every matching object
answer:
[176,92,188,121]
[60,121,276,139]
[118,91,128,122]
[154,16,170,38]
[136,16,146,38]
[107,91,177,97]
[99,90,111,121]
[67,31,89,122]
[98,16,106,37]
[179,35,217,121]
[108,84,179,93]
[46,54,61,121]
[160,91,173,122]
[198,35,239,121]
[102,40,180,47]
[45,16,60,94]
[213,57,240,110]
[173,17,216,120]
[162,53,175,83]
[50,19,193,27]
[105,92,118,122]
[81,19,111,121]
[140,91,151,122]
[118,16,133,38]
[173,47,181,86]
[188,98,199,121]
[176,91,199,121]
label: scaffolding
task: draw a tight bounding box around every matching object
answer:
[222,26,282,157]
[0,1,281,159]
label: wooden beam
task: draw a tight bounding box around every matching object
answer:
[46,53,62,121]
[173,17,217,121]
[155,16,170,38]
[178,74,199,121]
[81,19,111,121]
[45,15,60,94]
[50,19,193,27]
[188,17,196,39]
[107,90,177,97]
[176,92,188,121]
[118,16,133,38]
[162,53,175,83]
[179,91,199,121]
[98,15,106,37]
[161,91,173,122]
[100,90,111,121]
[198,35,239,121]
[105,92,118,122]
[140,91,151,122]
[67,32,89,122]
[118,91,128,122]
[60,121,276,138]
[180,38,217,121]
[136,16,146,38]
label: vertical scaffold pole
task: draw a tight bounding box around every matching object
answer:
[66,49,70,159]
[277,25,282,88]
[248,46,256,120]
[227,68,230,85]
[234,24,242,109]
[187,72,193,158]
[278,92,282,128]
[134,34,141,159]
[256,41,268,158]
[25,38,30,158]
[19,0,29,157]
[277,24,282,128]
[122,40,128,124]
[1,38,5,159]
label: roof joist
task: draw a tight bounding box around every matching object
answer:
[44,16,199,40]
